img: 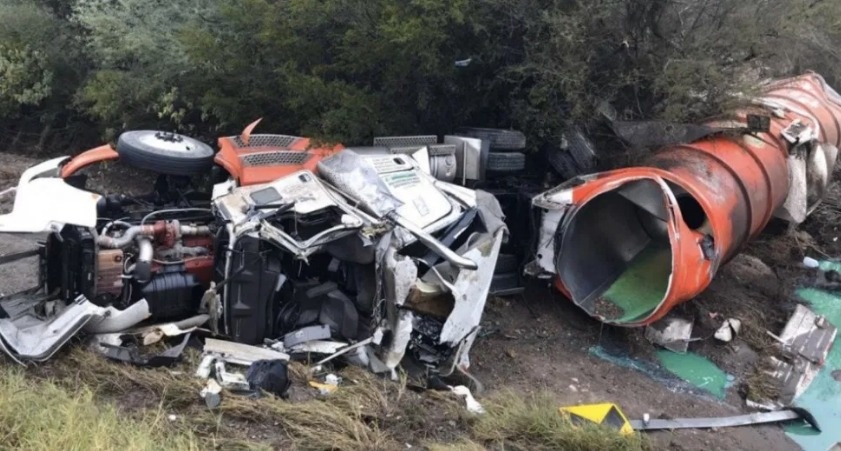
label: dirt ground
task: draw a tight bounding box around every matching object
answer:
[0,151,827,450]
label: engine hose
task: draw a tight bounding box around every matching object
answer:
[97,222,212,249]
[135,237,154,283]
[97,225,156,249]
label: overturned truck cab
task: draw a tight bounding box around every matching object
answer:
[213,149,505,377]
[0,128,505,382]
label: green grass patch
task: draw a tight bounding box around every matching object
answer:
[0,366,200,451]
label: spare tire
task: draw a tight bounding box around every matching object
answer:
[487,151,526,173]
[116,130,215,176]
[546,149,584,180]
[458,127,526,151]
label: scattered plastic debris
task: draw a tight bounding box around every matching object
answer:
[203,339,290,366]
[644,315,694,353]
[450,385,485,414]
[99,333,192,368]
[309,374,341,395]
[714,318,742,343]
[201,379,223,409]
[560,403,634,436]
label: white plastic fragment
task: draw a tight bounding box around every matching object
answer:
[200,379,223,409]
[714,318,741,342]
[715,324,733,342]
[450,385,485,414]
[729,318,742,335]
[803,256,820,269]
[325,374,340,386]
[644,315,694,353]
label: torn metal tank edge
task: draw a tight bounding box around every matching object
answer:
[530,170,713,326]
[529,72,841,326]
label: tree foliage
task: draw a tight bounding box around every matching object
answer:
[1,0,841,154]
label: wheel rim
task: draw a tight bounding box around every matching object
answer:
[136,132,196,153]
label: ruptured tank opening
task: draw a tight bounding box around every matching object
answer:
[668,182,709,231]
[556,179,673,324]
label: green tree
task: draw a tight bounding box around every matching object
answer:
[179,0,475,142]
[0,0,88,151]
[3,0,841,156]
[72,0,217,136]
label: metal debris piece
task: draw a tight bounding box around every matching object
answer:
[283,325,332,349]
[289,340,348,354]
[773,356,816,405]
[0,294,148,364]
[314,328,384,367]
[102,333,192,367]
[214,360,250,391]
[203,338,290,366]
[779,304,837,364]
[748,305,837,407]
[196,355,215,379]
[644,315,694,353]
[198,340,291,395]
[631,408,821,432]
[134,314,209,346]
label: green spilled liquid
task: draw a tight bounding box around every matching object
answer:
[785,286,841,451]
[601,244,671,323]
[815,260,841,273]
[655,350,729,399]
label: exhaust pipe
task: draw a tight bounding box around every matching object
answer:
[532,73,841,326]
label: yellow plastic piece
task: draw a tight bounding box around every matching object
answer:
[559,403,634,436]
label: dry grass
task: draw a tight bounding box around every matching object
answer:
[744,360,782,403]
[428,440,488,451]
[463,391,650,451]
[36,347,411,450]
[739,312,777,355]
[0,366,200,451]
[12,346,648,451]
[219,366,403,450]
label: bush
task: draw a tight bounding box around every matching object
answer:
[2,0,841,154]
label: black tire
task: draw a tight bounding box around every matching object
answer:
[546,150,584,180]
[486,151,526,173]
[566,129,597,170]
[458,127,526,150]
[495,253,519,274]
[116,130,215,176]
